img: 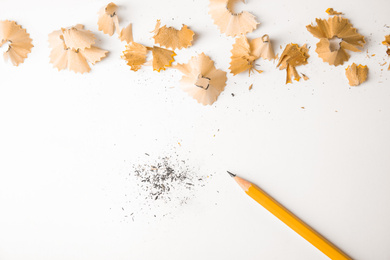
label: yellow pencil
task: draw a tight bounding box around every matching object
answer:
[227,171,352,260]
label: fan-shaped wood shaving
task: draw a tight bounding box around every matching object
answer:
[209,0,259,37]
[277,43,309,84]
[49,43,68,71]
[48,25,107,73]
[61,25,96,50]
[229,34,275,76]
[122,42,148,71]
[98,2,120,36]
[345,63,368,86]
[307,16,365,66]
[174,53,227,105]
[148,46,176,72]
[0,20,33,66]
[48,41,91,74]
[80,46,108,65]
[250,34,275,61]
[229,36,260,75]
[152,20,194,50]
[67,50,91,74]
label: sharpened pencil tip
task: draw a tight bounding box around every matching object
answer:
[227,171,236,177]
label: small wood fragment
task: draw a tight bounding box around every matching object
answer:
[325,8,343,15]
[345,63,368,86]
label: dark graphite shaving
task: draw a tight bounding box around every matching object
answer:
[121,154,209,220]
[132,155,206,203]
[136,158,184,200]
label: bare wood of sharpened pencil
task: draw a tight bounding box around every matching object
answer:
[227,171,352,260]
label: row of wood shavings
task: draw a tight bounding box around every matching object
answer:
[117,2,372,104]
[97,1,386,91]
[2,2,390,104]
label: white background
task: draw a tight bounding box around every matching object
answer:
[1,0,390,259]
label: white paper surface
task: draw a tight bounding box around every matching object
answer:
[1,0,390,259]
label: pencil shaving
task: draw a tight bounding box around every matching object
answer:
[250,34,276,61]
[152,20,194,50]
[61,25,96,50]
[277,43,309,84]
[0,20,33,66]
[48,25,107,73]
[49,42,91,73]
[80,46,108,64]
[122,42,148,71]
[345,63,368,86]
[229,34,275,76]
[383,35,390,70]
[383,35,390,47]
[174,53,227,105]
[230,36,259,75]
[119,23,133,43]
[67,50,91,74]
[209,0,259,37]
[326,8,343,15]
[307,16,365,66]
[98,2,120,36]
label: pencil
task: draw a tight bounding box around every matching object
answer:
[227,171,352,260]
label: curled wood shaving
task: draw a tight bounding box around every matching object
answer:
[97,2,120,36]
[277,43,309,84]
[307,16,365,66]
[250,34,276,61]
[229,36,260,76]
[122,42,148,71]
[229,34,275,76]
[0,20,33,66]
[174,53,227,105]
[48,24,107,73]
[61,25,96,51]
[209,0,259,37]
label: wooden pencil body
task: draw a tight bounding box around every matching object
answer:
[236,175,351,260]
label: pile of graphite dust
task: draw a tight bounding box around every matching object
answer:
[120,153,210,221]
